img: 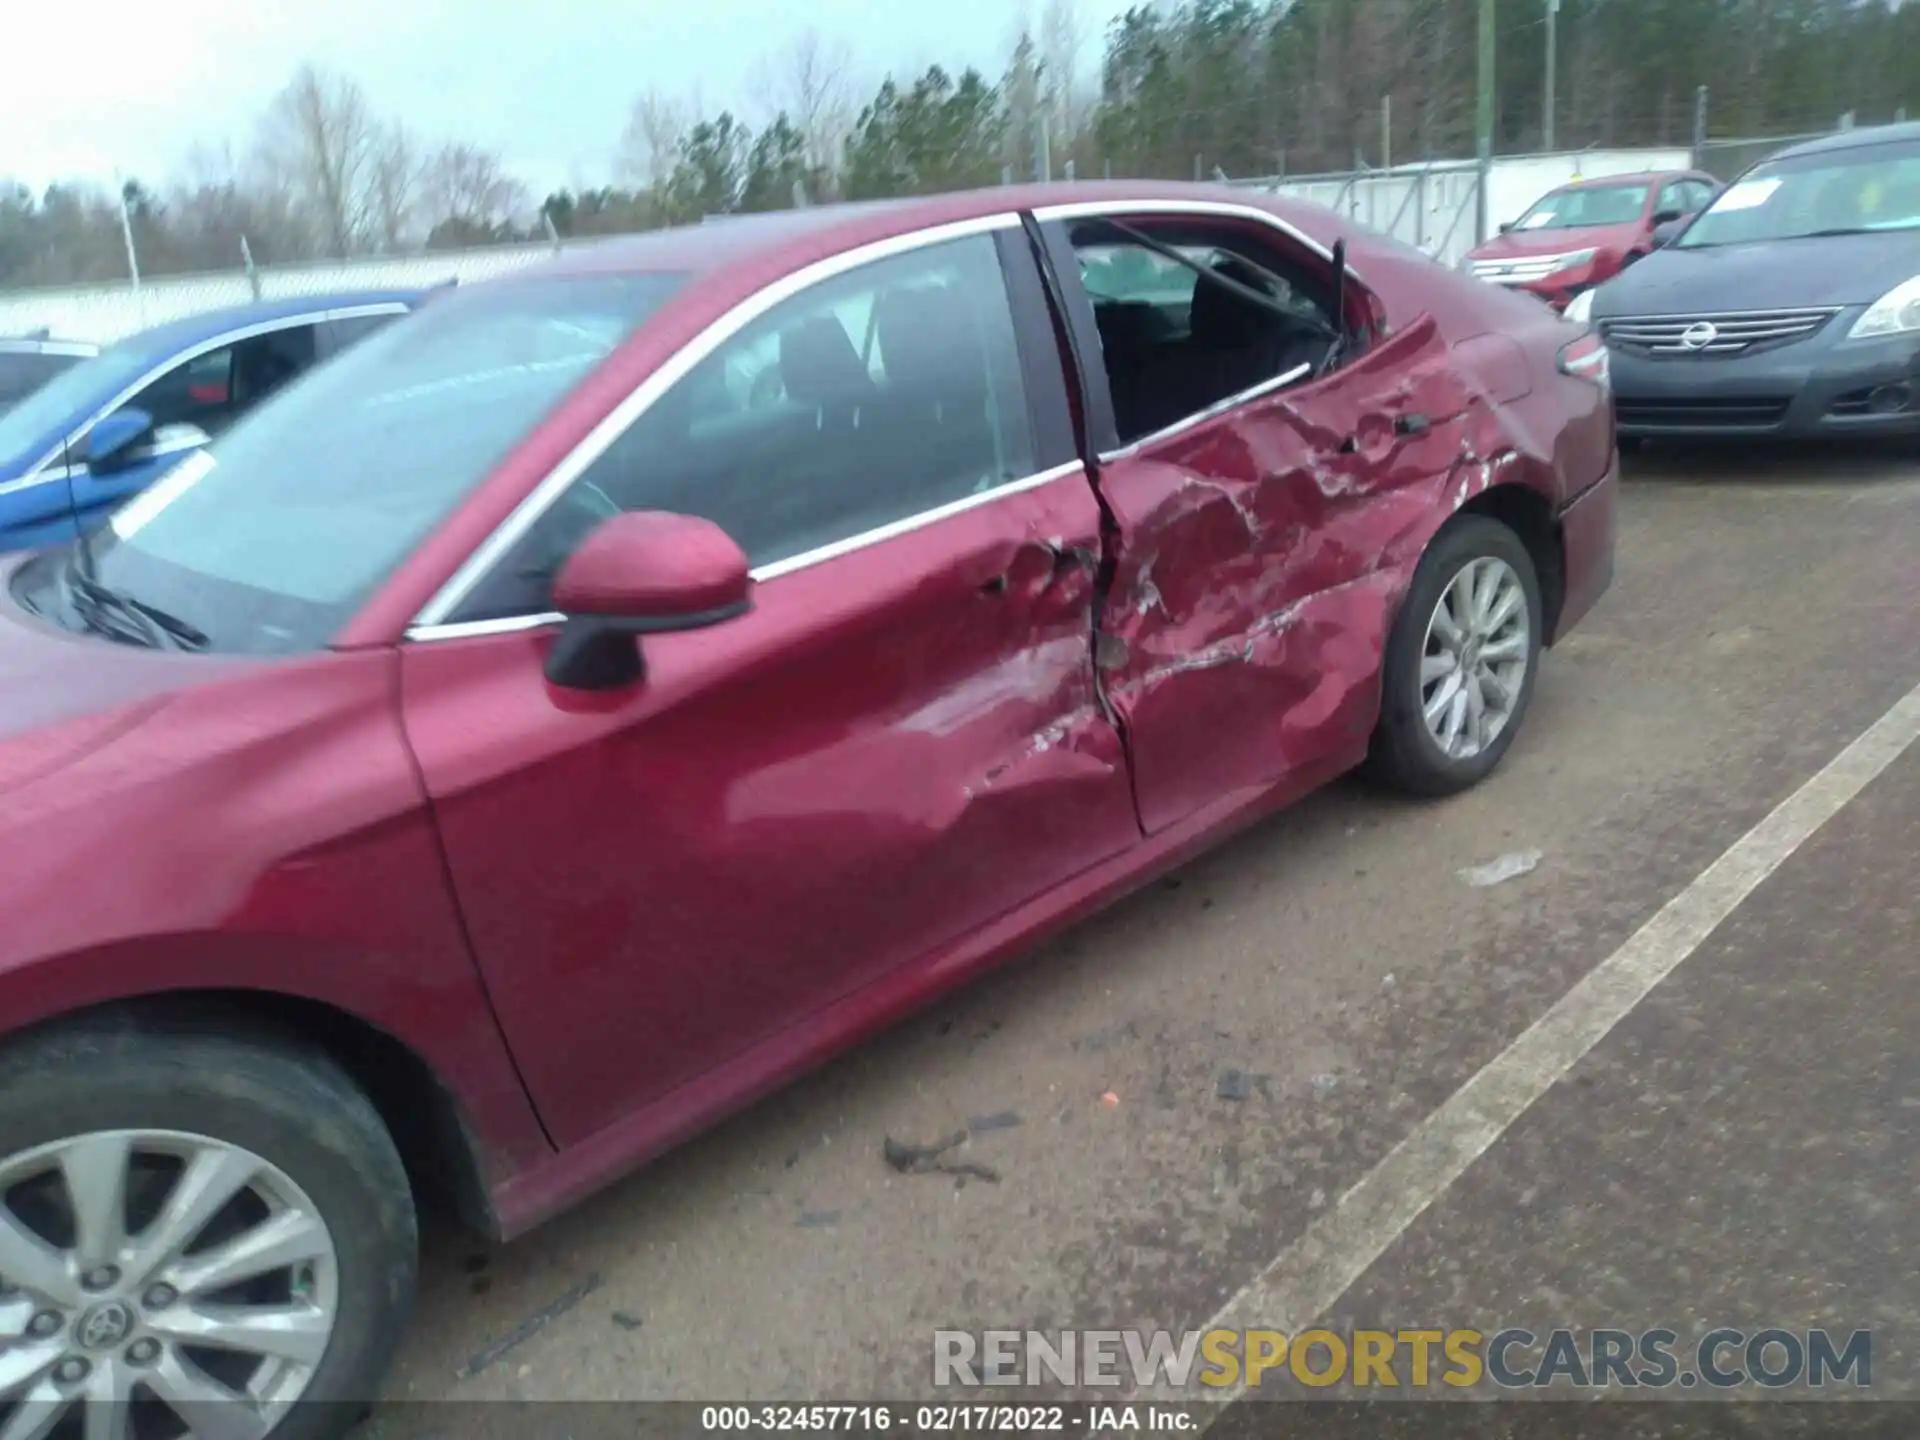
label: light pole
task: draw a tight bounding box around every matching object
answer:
[1544,0,1559,152]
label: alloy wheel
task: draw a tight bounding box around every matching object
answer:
[0,1128,339,1440]
[1418,555,1532,762]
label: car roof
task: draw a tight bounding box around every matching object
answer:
[0,336,98,356]
[115,288,424,357]
[538,182,1356,281]
[1767,120,1920,162]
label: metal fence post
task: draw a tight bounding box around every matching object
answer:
[1692,86,1709,169]
[239,235,262,300]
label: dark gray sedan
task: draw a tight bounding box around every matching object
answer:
[1569,122,1920,441]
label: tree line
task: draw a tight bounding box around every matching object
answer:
[3,0,1916,290]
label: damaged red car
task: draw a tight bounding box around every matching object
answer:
[0,182,1615,1435]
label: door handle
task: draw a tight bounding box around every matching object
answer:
[1395,412,1431,436]
[978,540,1089,597]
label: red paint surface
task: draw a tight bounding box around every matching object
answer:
[0,182,1618,1238]
[553,511,750,617]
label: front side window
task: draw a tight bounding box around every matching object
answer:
[457,233,1035,622]
[29,273,686,654]
[1678,140,1920,247]
[1512,184,1651,230]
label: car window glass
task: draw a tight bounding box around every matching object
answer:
[79,273,687,655]
[1514,184,1650,230]
[1068,221,1339,447]
[456,233,1035,622]
[328,312,404,353]
[0,352,78,410]
[1680,139,1920,245]
[1657,182,1689,214]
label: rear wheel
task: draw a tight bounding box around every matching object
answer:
[1366,516,1544,796]
[0,1022,416,1440]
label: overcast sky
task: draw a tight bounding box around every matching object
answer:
[5,0,1138,199]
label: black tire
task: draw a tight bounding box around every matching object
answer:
[0,1016,416,1440]
[1365,515,1544,797]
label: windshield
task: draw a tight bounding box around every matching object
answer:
[71,271,687,655]
[0,351,85,414]
[1511,183,1650,231]
[1678,138,1920,247]
[0,341,155,471]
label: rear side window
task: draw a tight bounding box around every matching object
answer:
[458,233,1037,620]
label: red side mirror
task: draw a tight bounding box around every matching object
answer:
[547,511,752,690]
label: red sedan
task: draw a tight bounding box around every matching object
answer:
[0,183,1615,1435]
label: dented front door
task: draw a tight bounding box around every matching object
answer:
[1092,315,1476,835]
[406,467,1137,1147]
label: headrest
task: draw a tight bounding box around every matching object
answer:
[873,284,983,396]
[1188,257,1272,349]
[778,316,874,407]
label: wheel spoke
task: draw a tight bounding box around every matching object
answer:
[1423,671,1463,727]
[0,1380,68,1440]
[58,1134,131,1272]
[1445,569,1477,636]
[164,1210,331,1300]
[149,1301,332,1369]
[1442,686,1470,749]
[1464,669,1487,749]
[1481,582,1522,638]
[1479,666,1515,709]
[145,1354,271,1440]
[81,1361,132,1440]
[0,1340,61,1397]
[1420,652,1457,685]
[0,1295,38,1341]
[126,1146,258,1281]
[1478,632,1526,663]
[1473,560,1501,626]
[0,1213,79,1308]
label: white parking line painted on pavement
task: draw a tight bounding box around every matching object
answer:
[1162,678,1920,1417]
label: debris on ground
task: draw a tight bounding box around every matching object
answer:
[883,1131,1001,1183]
[1099,1090,1121,1107]
[796,1209,842,1228]
[1310,1073,1339,1096]
[610,1311,644,1331]
[1216,1068,1269,1101]
[968,1110,1024,1132]
[455,1273,603,1380]
[1457,849,1543,887]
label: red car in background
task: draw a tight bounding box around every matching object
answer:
[1463,169,1721,310]
[0,181,1616,1438]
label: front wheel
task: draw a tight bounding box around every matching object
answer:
[0,1021,417,1440]
[1365,516,1544,796]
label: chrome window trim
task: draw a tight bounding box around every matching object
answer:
[19,304,410,480]
[403,458,1086,644]
[409,211,1024,630]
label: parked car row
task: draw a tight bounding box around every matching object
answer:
[1466,122,1920,444]
[0,180,1617,1437]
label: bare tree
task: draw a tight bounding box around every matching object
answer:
[757,28,857,176]
[419,141,530,240]
[1040,0,1087,143]
[366,124,421,251]
[617,87,696,188]
[258,64,383,257]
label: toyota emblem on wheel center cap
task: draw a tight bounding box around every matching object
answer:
[1679,321,1718,350]
[74,1302,134,1351]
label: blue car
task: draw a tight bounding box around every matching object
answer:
[0,290,422,552]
